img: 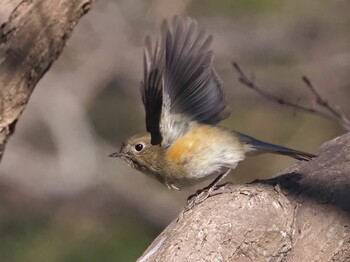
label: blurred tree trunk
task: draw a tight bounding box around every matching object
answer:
[0,0,94,161]
[139,133,350,262]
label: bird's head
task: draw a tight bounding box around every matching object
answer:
[109,132,163,173]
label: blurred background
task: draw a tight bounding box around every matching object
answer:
[1,0,349,261]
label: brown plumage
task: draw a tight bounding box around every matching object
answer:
[110,16,316,196]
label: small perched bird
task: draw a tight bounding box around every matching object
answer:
[110,16,315,204]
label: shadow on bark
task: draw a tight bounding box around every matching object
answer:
[138,133,350,261]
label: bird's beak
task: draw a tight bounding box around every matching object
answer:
[109,152,123,158]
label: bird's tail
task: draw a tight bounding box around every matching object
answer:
[236,132,316,161]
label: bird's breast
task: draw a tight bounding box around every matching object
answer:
[164,124,245,182]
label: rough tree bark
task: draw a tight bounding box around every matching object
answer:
[0,0,94,161]
[138,133,350,262]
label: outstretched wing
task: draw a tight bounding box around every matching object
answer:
[160,16,229,147]
[140,32,165,145]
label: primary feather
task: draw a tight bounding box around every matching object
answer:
[141,16,229,148]
[160,16,229,147]
[140,35,164,145]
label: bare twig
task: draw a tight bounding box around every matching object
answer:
[232,62,350,131]
[301,76,350,130]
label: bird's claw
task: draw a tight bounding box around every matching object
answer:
[185,182,232,211]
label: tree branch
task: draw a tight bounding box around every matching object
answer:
[139,133,350,261]
[232,62,350,131]
[0,0,94,161]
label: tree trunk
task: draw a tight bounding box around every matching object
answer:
[138,133,350,262]
[0,0,94,161]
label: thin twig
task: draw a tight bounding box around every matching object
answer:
[232,62,350,131]
[301,76,350,130]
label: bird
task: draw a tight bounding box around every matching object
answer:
[109,16,316,206]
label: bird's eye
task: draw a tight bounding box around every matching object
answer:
[134,143,144,152]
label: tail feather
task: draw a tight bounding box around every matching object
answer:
[236,132,316,161]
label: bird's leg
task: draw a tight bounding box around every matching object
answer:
[186,169,231,210]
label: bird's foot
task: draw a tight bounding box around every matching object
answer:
[185,182,233,211]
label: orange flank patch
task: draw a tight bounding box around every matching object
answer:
[165,124,218,162]
[165,135,196,162]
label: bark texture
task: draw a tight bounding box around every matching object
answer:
[139,133,350,262]
[0,0,94,161]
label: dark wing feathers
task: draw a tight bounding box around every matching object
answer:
[163,16,229,125]
[141,16,228,146]
[140,36,164,145]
